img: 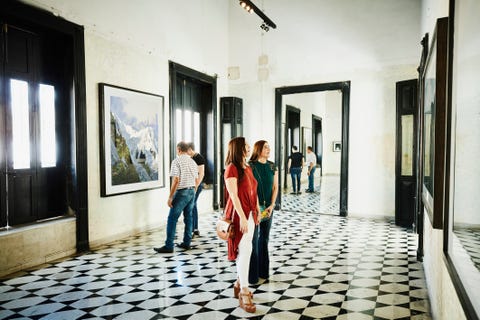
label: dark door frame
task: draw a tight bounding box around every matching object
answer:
[312,114,323,176]
[395,79,418,229]
[168,61,218,209]
[2,1,89,251]
[284,105,301,189]
[415,33,429,261]
[275,81,350,216]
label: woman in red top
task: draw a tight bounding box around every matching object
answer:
[224,137,259,313]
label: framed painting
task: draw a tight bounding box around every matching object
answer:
[421,17,448,229]
[332,141,342,152]
[99,83,164,196]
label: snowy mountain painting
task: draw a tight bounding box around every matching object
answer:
[109,95,160,186]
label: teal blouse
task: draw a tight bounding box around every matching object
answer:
[249,160,276,207]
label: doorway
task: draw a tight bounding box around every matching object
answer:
[275,82,350,216]
[1,2,89,251]
[312,115,323,176]
[395,79,417,228]
[283,105,301,189]
[169,62,218,209]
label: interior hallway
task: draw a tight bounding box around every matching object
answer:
[0,211,432,319]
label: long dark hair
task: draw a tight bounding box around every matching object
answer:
[225,137,247,181]
[250,140,267,162]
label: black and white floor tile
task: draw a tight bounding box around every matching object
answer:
[454,227,480,272]
[0,209,432,319]
[282,175,340,215]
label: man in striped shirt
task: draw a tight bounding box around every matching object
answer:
[154,141,198,253]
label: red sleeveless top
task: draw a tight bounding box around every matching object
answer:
[224,164,258,260]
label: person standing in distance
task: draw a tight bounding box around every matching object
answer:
[187,142,205,237]
[287,145,304,194]
[305,146,317,193]
[248,140,278,284]
[224,137,258,313]
[154,141,198,253]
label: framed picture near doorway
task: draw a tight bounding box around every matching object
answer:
[421,17,448,229]
[99,83,165,196]
[332,141,342,152]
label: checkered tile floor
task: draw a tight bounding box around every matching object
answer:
[282,175,340,214]
[0,209,431,319]
[454,227,480,272]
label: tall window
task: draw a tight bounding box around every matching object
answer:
[10,79,31,169]
[39,84,56,168]
[1,22,71,227]
[175,109,201,150]
[10,81,57,169]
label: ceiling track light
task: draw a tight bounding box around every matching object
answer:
[238,0,277,31]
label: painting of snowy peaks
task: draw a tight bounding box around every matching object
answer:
[99,84,164,196]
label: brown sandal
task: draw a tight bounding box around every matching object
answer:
[239,292,256,313]
[234,281,253,299]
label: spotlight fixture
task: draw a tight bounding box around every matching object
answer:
[238,0,277,31]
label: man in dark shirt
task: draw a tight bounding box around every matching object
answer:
[187,142,205,237]
[287,146,304,194]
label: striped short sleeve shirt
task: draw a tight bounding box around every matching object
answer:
[170,154,198,189]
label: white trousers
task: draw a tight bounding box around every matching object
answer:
[237,213,255,289]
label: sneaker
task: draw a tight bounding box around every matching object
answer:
[177,243,191,250]
[154,246,173,253]
[193,229,200,236]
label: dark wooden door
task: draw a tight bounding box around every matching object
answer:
[284,105,301,189]
[1,23,71,227]
[2,25,39,226]
[312,115,322,176]
[395,79,418,227]
[174,76,215,184]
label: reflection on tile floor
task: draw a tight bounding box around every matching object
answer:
[282,175,340,215]
[454,227,480,272]
[0,210,432,319]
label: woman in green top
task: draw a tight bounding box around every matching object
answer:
[248,140,278,284]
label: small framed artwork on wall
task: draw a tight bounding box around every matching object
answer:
[332,141,342,152]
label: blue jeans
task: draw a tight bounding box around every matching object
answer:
[165,188,195,249]
[308,166,316,191]
[249,212,273,283]
[290,167,302,193]
[191,183,204,231]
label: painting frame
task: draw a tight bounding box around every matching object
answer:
[99,83,165,197]
[421,17,448,229]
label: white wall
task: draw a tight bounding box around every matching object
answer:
[20,0,230,247]
[229,0,421,217]
[323,91,342,175]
